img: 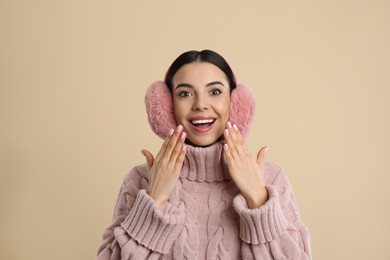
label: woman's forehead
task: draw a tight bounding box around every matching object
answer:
[172,62,229,86]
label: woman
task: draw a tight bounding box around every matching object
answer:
[97,50,311,259]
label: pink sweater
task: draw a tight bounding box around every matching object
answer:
[97,141,311,259]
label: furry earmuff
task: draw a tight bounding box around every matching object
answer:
[145,81,256,139]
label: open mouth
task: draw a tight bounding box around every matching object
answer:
[191,118,216,129]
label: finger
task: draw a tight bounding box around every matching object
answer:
[141,149,154,172]
[256,146,269,172]
[226,121,238,142]
[155,128,175,161]
[224,126,237,157]
[174,144,187,171]
[164,125,184,160]
[228,123,250,160]
[169,131,186,163]
[223,142,236,168]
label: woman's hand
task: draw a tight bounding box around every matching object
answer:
[223,122,269,209]
[141,125,187,210]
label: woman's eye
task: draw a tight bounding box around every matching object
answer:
[210,89,222,95]
[178,91,192,97]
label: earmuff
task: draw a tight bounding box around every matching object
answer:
[145,80,256,139]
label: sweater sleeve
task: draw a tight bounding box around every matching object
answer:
[233,163,312,260]
[96,166,185,260]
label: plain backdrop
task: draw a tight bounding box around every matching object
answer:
[1,1,389,259]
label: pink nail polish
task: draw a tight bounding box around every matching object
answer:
[233,124,239,131]
[180,132,186,140]
[227,121,232,129]
[225,129,229,136]
[169,128,174,135]
[176,125,183,132]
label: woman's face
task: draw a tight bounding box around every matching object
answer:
[172,62,231,147]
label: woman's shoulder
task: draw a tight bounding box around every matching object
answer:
[121,163,148,188]
[130,163,148,177]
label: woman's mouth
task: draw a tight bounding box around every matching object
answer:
[190,118,216,132]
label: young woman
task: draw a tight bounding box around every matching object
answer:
[97,50,311,259]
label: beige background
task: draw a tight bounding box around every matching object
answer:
[1,1,389,259]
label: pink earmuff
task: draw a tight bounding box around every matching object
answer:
[145,81,256,139]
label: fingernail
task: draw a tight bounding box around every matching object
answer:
[224,129,229,136]
[233,124,239,131]
[176,125,183,132]
[169,128,174,135]
[224,143,229,150]
[265,146,269,152]
[227,121,232,128]
[180,132,186,140]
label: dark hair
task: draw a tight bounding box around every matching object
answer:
[165,50,237,92]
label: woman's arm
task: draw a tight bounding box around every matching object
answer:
[223,122,311,259]
[96,167,185,260]
[233,164,312,260]
[97,126,187,259]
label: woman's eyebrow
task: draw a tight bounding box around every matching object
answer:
[175,81,225,89]
[175,83,193,89]
[206,81,225,88]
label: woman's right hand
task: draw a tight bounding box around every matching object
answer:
[141,125,187,210]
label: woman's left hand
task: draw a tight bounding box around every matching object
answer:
[223,122,269,209]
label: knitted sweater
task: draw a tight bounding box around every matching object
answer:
[97,141,311,259]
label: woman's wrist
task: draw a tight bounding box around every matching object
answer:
[147,191,167,211]
[245,186,269,209]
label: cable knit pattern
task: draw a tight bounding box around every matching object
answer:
[172,180,199,259]
[97,141,311,259]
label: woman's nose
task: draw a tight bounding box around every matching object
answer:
[192,96,209,111]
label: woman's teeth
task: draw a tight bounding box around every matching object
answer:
[191,119,215,125]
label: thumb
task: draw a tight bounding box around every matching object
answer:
[256,146,269,171]
[141,149,154,172]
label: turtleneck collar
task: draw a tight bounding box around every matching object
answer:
[180,141,231,182]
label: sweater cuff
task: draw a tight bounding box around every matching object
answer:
[233,185,288,245]
[121,189,184,254]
